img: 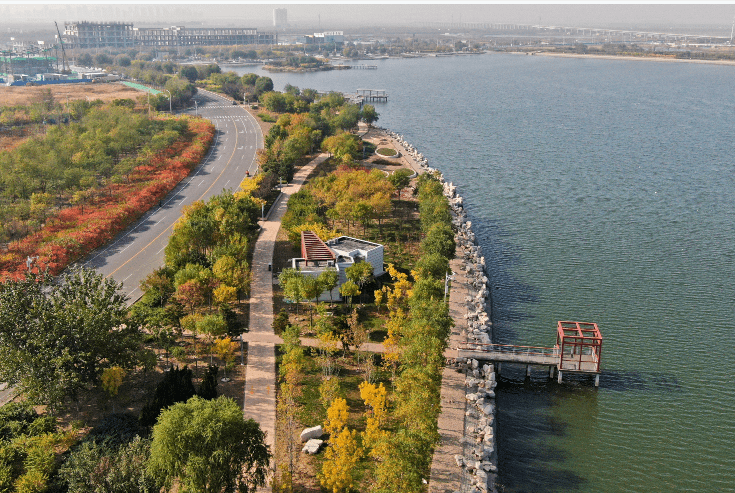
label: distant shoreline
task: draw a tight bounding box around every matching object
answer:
[535,51,735,67]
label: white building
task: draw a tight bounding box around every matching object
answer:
[289,232,384,302]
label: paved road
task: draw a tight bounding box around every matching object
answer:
[82,90,262,304]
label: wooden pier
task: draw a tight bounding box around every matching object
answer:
[456,321,603,386]
[356,88,388,102]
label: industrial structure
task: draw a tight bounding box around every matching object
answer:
[61,21,277,49]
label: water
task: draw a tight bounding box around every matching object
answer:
[234,55,735,493]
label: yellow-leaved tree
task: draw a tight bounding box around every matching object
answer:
[320,428,362,493]
[359,381,388,449]
[320,397,362,493]
[324,397,348,437]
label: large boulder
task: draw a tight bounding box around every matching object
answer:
[302,438,323,455]
[300,425,323,442]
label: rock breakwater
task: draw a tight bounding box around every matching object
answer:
[378,128,498,493]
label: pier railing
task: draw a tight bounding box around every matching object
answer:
[457,342,559,366]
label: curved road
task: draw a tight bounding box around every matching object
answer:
[82,89,262,303]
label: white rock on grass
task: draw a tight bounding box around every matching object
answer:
[300,425,323,442]
[302,438,323,455]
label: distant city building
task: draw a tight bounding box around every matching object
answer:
[62,21,276,49]
[299,31,344,46]
[273,8,288,28]
[63,21,134,49]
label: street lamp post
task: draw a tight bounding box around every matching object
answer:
[194,99,198,116]
[164,89,172,113]
[444,271,455,302]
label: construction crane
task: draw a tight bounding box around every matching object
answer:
[54,21,70,74]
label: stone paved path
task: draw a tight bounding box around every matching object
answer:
[427,256,471,493]
[242,154,328,490]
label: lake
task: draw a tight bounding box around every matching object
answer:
[235,54,735,493]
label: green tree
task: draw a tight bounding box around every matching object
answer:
[254,76,274,96]
[139,365,196,428]
[339,280,360,308]
[421,222,456,260]
[196,315,228,365]
[148,396,270,493]
[300,275,323,326]
[279,268,305,314]
[0,268,138,411]
[388,169,412,200]
[317,268,339,305]
[360,104,379,127]
[60,436,158,493]
[198,365,219,400]
[179,65,199,82]
[345,261,373,304]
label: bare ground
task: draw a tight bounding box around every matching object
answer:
[0,82,146,107]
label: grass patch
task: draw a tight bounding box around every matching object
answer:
[257,112,276,122]
[376,147,397,157]
[372,157,402,166]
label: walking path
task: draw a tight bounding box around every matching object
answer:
[243,126,468,493]
[242,153,328,489]
[360,124,469,491]
[428,256,470,493]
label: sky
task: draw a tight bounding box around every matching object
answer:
[0,2,734,31]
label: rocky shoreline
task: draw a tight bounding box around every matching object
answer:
[377,127,499,493]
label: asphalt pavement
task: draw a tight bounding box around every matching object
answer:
[82,90,262,305]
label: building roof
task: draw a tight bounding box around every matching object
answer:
[326,236,382,254]
[301,231,335,263]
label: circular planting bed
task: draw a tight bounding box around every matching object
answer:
[376,147,399,158]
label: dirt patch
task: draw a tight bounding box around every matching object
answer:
[0,82,146,107]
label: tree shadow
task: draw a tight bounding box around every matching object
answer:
[469,216,541,344]
[494,376,589,493]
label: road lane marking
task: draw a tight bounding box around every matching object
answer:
[105,112,251,280]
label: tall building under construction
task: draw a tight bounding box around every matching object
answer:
[62,21,277,48]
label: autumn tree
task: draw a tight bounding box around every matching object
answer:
[320,397,362,493]
[101,366,126,413]
[359,381,388,448]
[346,261,373,304]
[339,280,360,308]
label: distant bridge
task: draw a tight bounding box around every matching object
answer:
[419,22,731,44]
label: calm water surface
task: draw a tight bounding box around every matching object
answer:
[237,55,735,493]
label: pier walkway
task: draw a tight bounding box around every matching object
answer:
[456,320,602,385]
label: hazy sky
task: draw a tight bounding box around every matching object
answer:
[0,2,734,31]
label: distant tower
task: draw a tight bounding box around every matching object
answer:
[273,8,287,28]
